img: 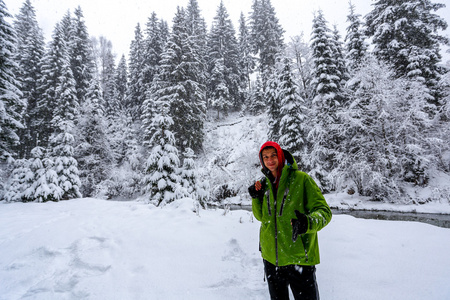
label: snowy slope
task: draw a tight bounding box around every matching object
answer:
[198,113,268,204]
[1,198,450,299]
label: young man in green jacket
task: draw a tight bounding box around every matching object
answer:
[249,141,332,300]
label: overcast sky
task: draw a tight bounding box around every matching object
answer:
[4,0,450,62]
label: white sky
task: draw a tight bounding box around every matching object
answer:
[4,0,450,62]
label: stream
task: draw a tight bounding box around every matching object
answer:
[228,205,450,229]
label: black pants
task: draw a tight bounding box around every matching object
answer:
[263,260,320,300]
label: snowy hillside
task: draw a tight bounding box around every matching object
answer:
[1,198,449,299]
[198,113,268,204]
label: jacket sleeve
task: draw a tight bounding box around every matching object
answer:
[303,175,332,234]
[252,196,263,221]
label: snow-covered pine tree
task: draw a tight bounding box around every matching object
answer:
[207,1,241,113]
[248,75,265,115]
[142,12,165,91]
[331,24,349,86]
[310,10,342,102]
[59,10,73,43]
[177,147,197,199]
[0,0,24,163]
[365,0,448,106]
[142,90,180,206]
[99,38,116,112]
[12,0,45,158]
[308,10,343,191]
[38,22,68,148]
[126,23,145,119]
[141,85,157,152]
[344,1,367,71]
[47,26,82,200]
[208,58,232,118]
[157,6,206,154]
[266,73,281,141]
[249,0,284,85]
[70,6,95,105]
[159,19,169,47]
[140,12,165,144]
[3,158,30,202]
[278,57,308,169]
[237,12,255,92]
[22,146,62,202]
[185,0,208,84]
[114,54,128,114]
[50,121,82,201]
[75,79,113,197]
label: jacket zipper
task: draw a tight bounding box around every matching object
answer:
[274,190,278,266]
[265,190,271,216]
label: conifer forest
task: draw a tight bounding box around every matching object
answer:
[1,0,450,207]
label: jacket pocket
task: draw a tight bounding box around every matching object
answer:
[278,187,289,216]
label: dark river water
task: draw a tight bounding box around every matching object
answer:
[228,205,450,229]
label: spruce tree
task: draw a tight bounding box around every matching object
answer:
[365,0,448,105]
[114,54,128,114]
[127,23,145,119]
[177,147,197,199]
[156,6,206,153]
[70,6,95,105]
[249,0,284,84]
[331,24,349,85]
[0,0,24,162]
[237,12,255,92]
[22,146,62,202]
[13,0,45,158]
[266,73,281,141]
[142,91,180,206]
[345,2,367,71]
[38,23,68,148]
[47,23,82,200]
[100,39,116,112]
[207,1,241,115]
[4,158,30,202]
[248,75,265,115]
[310,10,342,103]
[308,10,343,191]
[142,12,165,90]
[278,58,308,169]
[75,79,112,197]
[185,0,208,82]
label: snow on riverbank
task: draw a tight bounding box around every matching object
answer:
[1,197,449,300]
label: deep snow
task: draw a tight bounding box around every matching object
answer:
[1,197,450,300]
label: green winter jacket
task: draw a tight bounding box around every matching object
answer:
[252,150,332,267]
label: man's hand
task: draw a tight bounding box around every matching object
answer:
[248,181,264,199]
[291,210,308,242]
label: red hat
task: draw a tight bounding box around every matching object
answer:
[259,141,285,186]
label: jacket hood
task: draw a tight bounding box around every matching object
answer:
[259,141,285,185]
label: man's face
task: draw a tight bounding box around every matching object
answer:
[262,147,279,175]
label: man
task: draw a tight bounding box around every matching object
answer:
[249,141,332,300]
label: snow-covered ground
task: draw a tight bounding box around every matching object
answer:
[1,197,449,300]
